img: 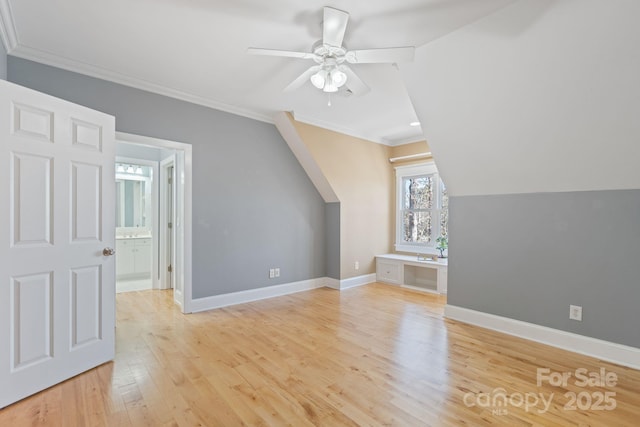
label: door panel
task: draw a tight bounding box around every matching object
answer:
[71,118,102,151]
[71,161,102,241]
[11,272,53,369]
[10,152,53,246]
[0,80,116,409]
[12,102,54,142]
[70,265,102,348]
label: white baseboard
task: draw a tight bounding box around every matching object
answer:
[190,278,326,312]
[338,273,377,290]
[190,274,377,313]
[445,305,640,370]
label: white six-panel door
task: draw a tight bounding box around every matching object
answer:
[0,80,116,408]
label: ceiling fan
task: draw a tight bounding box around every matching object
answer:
[247,6,415,96]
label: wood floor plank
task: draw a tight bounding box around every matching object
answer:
[1,283,639,426]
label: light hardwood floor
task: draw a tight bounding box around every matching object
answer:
[1,283,639,426]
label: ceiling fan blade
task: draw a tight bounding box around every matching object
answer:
[345,47,415,64]
[284,65,321,92]
[339,65,370,96]
[323,7,349,48]
[247,47,316,60]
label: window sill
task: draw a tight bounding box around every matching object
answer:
[394,244,441,256]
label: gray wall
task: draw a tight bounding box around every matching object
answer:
[8,57,327,299]
[448,190,640,348]
[325,203,340,280]
[0,43,6,80]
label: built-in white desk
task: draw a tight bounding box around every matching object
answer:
[376,254,448,294]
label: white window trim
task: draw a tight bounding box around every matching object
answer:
[394,162,443,255]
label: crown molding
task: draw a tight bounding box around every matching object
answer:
[385,135,427,147]
[6,41,422,148]
[8,44,275,124]
[0,0,18,52]
[292,112,425,147]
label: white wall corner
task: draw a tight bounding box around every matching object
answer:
[338,273,377,290]
[445,305,640,371]
[324,277,341,290]
[273,112,339,203]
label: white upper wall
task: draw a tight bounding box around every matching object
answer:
[400,0,640,197]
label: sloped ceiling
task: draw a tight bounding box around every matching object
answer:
[0,0,514,145]
[400,0,640,196]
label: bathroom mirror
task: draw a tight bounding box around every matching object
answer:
[116,175,150,228]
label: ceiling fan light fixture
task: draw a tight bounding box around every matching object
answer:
[310,70,327,89]
[323,81,339,93]
[330,68,347,88]
[310,65,346,93]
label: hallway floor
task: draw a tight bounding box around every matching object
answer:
[116,278,152,293]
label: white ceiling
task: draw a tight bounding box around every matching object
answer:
[0,0,514,145]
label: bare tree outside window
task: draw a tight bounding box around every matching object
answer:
[401,174,447,245]
[440,183,448,238]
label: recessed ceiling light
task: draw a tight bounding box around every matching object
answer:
[409,121,421,127]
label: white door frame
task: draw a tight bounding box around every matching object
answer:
[115,156,159,290]
[159,155,175,291]
[115,132,193,313]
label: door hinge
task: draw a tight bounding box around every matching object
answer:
[168,264,172,273]
[168,176,172,184]
[168,222,173,229]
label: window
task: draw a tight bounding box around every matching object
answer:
[395,163,448,254]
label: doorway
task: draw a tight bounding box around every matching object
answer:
[115,132,192,312]
[115,158,158,293]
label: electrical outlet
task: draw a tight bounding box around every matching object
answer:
[269,268,275,279]
[274,268,280,277]
[569,305,582,321]
[354,261,359,270]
